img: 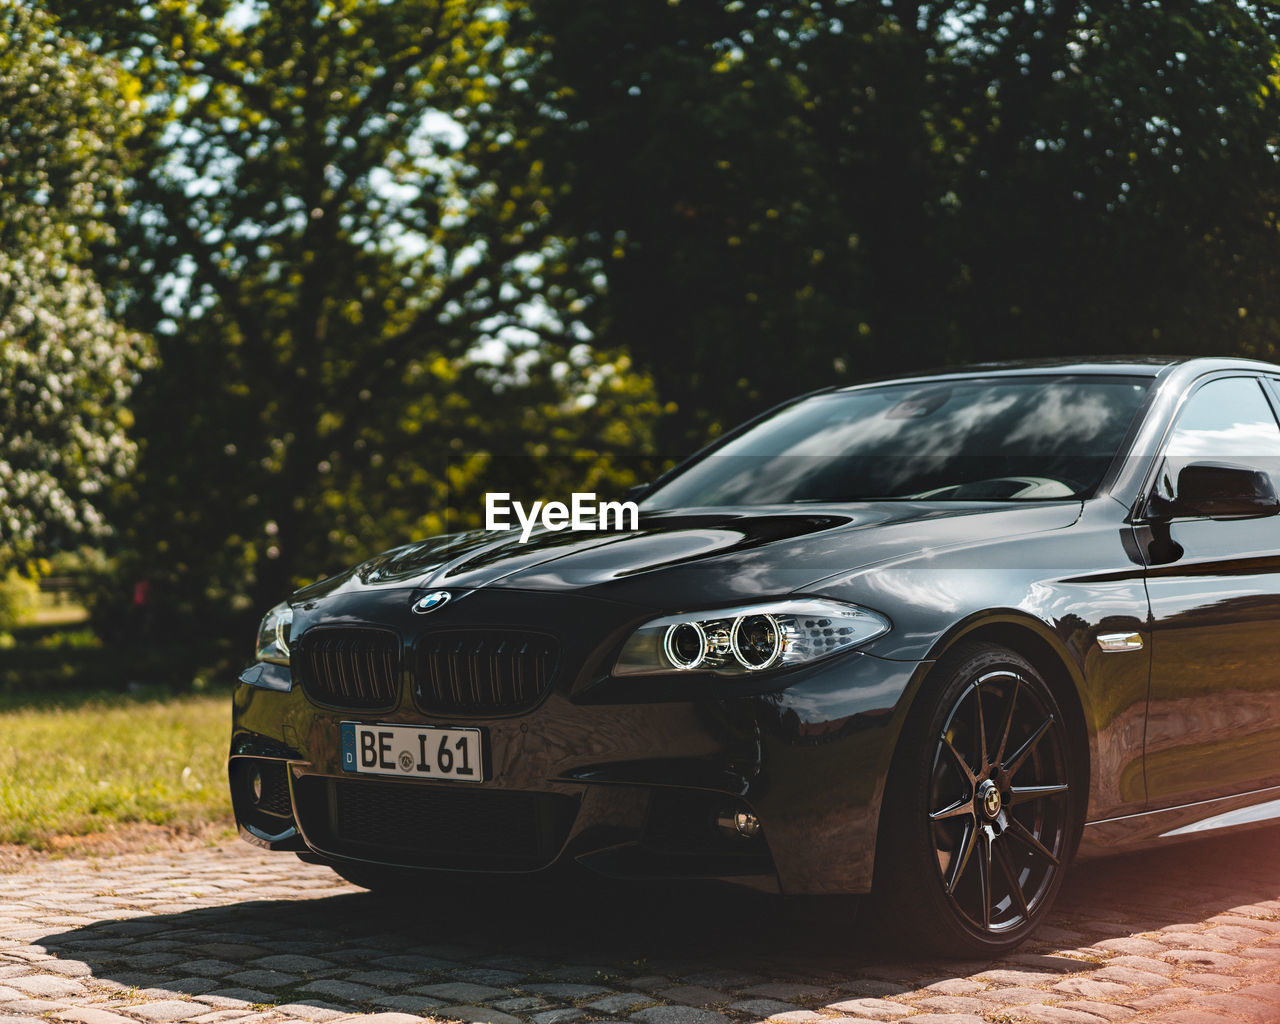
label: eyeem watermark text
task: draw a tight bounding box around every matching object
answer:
[486,492,639,543]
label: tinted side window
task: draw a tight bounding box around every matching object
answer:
[1157,377,1280,499]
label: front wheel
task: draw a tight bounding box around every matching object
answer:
[874,643,1082,957]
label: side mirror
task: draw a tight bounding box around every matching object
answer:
[1175,462,1280,519]
[623,483,650,501]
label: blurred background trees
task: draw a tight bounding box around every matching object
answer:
[7,0,1280,671]
[44,0,659,635]
[520,0,1280,446]
[0,1,148,565]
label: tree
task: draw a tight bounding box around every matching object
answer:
[520,1,1280,450]
[0,1,149,562]
[49,0,658,630]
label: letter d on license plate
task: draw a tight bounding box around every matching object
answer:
[340,722,484,782]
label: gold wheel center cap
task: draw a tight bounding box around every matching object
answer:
[978,780,1002,820]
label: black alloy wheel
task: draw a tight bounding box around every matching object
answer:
[875,642,1081,956]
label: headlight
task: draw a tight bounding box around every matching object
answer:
[613,597,890,677]
[254,601,293,666]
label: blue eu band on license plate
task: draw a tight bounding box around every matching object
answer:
[339,722,484,782]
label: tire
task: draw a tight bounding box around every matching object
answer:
[873,642,1082,957]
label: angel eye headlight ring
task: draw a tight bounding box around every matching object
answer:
[663,620,708,669]
[730,613,783,671]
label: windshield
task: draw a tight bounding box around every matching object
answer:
[643,376,1153,508]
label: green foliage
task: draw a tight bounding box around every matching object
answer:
[0,569,38,633]
[0,1,150,560]
[520,0,1280,447]
[47,0,659,632]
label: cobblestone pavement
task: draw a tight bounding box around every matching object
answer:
[5,828,1280,1024]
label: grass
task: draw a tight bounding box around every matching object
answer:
[0,692,234,847]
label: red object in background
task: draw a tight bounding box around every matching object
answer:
[132,580,150,607]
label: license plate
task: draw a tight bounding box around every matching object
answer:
[340,722,484,782]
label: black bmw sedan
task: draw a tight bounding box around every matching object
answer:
[231,356,1280,955]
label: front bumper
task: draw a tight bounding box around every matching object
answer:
[229,587,924,895]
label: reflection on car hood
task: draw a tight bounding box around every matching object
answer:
[294,501,1082,607]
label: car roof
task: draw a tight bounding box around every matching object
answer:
[836,355,1280,390]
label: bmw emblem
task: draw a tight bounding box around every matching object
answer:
[412,590,452,615]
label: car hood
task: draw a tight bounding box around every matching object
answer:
[295,501,1082,608]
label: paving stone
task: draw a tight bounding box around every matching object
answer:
[189,946,267,963]
[2,974,86,999]
[737,985,828,1002]
[249,955,331,973]
[0,998,63,1014]
[1089,937,1164,956]
[224,970,299,990]
[976,986,1062,1005]
[188,996,249,1010]
[49,1009,144,1024]
[630,1008,730,1024]
[342,1015,427,1024]
[996,1005,1111,1023]
[297,980,384,1003]
[1090,965,1170,988]
[822,998,910,1019]
[530,1011,585,1024]
[919,978,985,996]
[154,978,221,996]
[375,956,458,972]
[490,997,548,1013]
[1051,978,1134,1000]
[1159,949,1245,968]
[892,1016,984,1024]
[681,972,761,990]
[42,960,93,978]
[270,1002,348,1020]
[911,995,987,1014]
[201,989,277,1005]
[435,1006,522,1024]
[627,978,670,994]
[340,971,419,989]
[1205,924,1270,943]
[1178,971,1238,990]
[370,994,447,1013]
[128,1001,205,1022]
[1125,986,1198,1011]
[524,983,615,1000]
[412,983,507,1003]
[176,962,240,979]
[726,1000,801,1016]
[1052,1001,1136,1023]
[767,1013,823,1024]
[1156,1012,1242,1024]
[587,994,653,1014]
[973,968,1063,986]
[656,987,728,1007]
[832,981,911,998]
[468,956,544,974]
[1153,931,1237,952]
[1101,955,1179,976]
[1175,995,1276,1023]
[452,970,526,987]
[542,966,611,984]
